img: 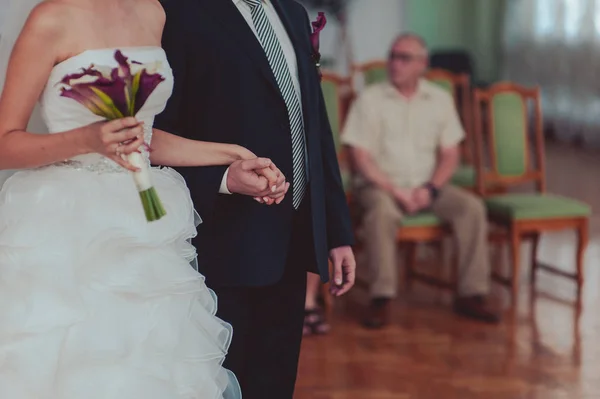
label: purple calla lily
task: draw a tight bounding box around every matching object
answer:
[310,12,327,57]
[58,50,167,222]
[59,87,106,117]
[310,12,327,80]
[60,76,128,120]
[133,68,165,115]
[59,50,165,120]
[59,67,105,85]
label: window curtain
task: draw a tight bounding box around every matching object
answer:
[502,0,600,146]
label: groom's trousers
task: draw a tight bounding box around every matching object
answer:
[211,196,313,399]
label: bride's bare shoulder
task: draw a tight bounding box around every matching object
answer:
[22,1,73,40]
[27,0,76,23]
[138,0,166,27]
[146,0,167,18]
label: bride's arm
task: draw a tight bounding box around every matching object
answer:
[149,128,256,167]
[150,129,287,199]
[0,4,144,171]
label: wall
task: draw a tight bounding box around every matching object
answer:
[405,0,473,50]
[405,0,506,83]
[306,0,406,75]
[470,0,506,83]
[306,0,505,82]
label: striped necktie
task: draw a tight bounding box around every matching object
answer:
[243,0,307,209]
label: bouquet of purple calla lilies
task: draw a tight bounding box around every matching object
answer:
[310,12,327,80]
[59,50,166,222]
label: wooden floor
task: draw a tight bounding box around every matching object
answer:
[295,142,600,399]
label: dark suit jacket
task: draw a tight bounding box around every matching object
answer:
[155,0,354,287]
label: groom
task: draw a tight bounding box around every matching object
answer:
[156,0,356,397]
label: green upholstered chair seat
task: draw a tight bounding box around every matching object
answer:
[451,165,475,187]
[402,212,443,227]
[485,193,591,220]
[340,169,352,193]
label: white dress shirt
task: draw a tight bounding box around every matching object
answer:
[220,0,303,194]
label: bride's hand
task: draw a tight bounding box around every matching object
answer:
[82,117,145,171]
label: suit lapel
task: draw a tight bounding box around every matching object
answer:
[196,0,313,132]
[197,0,280,94]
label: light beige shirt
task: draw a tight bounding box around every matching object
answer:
[220,0,301,193]
[341,80,464,188]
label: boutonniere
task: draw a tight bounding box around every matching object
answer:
[310,12,327,80]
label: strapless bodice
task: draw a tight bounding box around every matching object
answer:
[40,47,173,171]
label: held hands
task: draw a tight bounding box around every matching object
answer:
[392,187,419,214]
[254,163,289,205]
[392,186,432,214]
[82,120,290,203]
[411,186,433,210]
[226,158,289,205]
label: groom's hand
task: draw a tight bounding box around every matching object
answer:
[227,159,287,202]
[329,246,356,297]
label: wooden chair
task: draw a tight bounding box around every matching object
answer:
[349,63,462,291]
[472,82,591,302]
[352,62,495,193]
[423,69,477,191]
[352,60,387,87]
[319,71,355,313]
[320,71,354,193]
[397,214,456,292]
[424,68,472,147]
[349,205,456,293]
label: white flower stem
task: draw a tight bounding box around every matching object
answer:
[127,151,152,192]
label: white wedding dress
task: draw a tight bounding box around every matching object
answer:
[0,47,241,398]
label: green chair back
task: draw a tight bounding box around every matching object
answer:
[362,65,387,86]
[424,69,477,176]
[320,78,342,154]
[428,78,454,94]
[473,83,545,194]
[490,92,528,177]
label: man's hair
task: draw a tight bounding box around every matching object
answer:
[391,32,429,57]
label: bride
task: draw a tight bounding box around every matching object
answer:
[0,0,289,397]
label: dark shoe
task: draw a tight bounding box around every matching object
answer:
[453,295,501,324]
[303,307,330,336]
[362,297,391,329]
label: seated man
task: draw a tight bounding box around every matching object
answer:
[342,33,500,328]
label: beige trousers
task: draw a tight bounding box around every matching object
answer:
[357,185,490,298]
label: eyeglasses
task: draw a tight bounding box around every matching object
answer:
[388,52,424,63]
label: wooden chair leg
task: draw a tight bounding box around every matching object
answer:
[509,227,522,302]
[530,233,540,285]
[404,243,417,291]
[576,219,589,304]
[434,240,445,283]
[450,248,459,291]
[321,283,333,316]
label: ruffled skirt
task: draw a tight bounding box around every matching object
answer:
[0,166,240,398]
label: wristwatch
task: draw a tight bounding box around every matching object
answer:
[423,182,440,200]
